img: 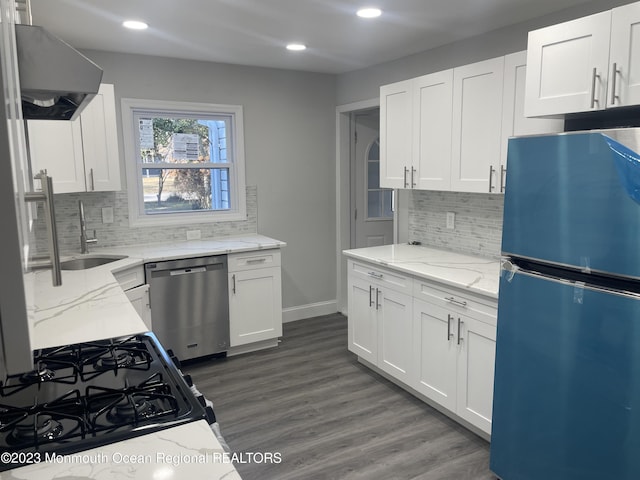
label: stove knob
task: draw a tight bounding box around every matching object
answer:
[183,374,193,387]
[205,405,217,424]
[166,349,181,369]
[197,395,206,407]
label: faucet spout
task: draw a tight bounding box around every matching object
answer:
[79,200,97,254]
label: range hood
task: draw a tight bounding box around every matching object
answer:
[15,24,103,121]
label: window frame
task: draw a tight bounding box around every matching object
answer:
[121,98,246,227]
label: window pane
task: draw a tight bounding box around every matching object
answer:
[368,141,379,161]
[142,168,231,214]
[368,160,380,189]
[368,191,381,218]
[383,190,393,217]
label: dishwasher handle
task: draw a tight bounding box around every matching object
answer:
[169,266,207,276]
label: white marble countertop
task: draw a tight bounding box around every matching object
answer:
[0,420,242,479]
[31,234,285,350]
[343,244,500,299]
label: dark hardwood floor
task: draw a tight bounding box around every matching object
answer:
[183,314,495,480]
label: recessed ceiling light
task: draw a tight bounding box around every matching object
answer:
[357,7,382,18]
[286,43,307,51]
[122,20,148,30]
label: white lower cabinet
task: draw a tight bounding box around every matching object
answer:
[125,284,152,330]
[348,258,497,436]
[228,250,283,347]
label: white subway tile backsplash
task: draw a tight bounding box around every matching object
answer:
[408,190,503,258]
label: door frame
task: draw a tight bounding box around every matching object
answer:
[336,98,404,315]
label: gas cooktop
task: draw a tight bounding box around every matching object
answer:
[0,332,213,471]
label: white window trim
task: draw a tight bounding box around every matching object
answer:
[121,98,247,227]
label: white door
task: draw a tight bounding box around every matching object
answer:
[525,11,611,116]
[352,112,393,248]
[413,69,453,190]
[380,80,412,188]
[609,3,640,108]
[451,56,505,193]
[412,299,457,412]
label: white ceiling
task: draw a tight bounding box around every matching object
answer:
[31,0,594,74]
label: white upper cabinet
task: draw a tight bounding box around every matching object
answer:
[380,79,412,189]
[451,56,504,193]
[27,83,121,193]
[526,2,640,116]
[413,70,453,191]
[609,2,640,108]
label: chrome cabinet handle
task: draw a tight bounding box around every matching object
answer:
[369,285,374,307]
[488,165,495,192]
[403,166,409,188]
[447,314,453,341]
[457,318,464,345]
[590,67,600,108]
[376,288,381,310]
[25,171,62,286]
[500,165,506,193]
[89,168,95,191]
[445,296,467,307]
[368,271,383,279]
[232,274,236,294]
[611,62,619,105]
[411,167,416,187]
[246,258,267,264]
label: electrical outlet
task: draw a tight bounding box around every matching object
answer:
[446,212,455,230]
[101,207,114,224]
[186,229,201,240]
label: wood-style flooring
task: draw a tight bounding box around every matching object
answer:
[183,313,496,480]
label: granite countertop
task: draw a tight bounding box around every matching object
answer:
[343,244,500,299]
[0,421,242,479]
[30,234,286,350]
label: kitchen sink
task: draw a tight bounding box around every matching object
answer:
[60,255,128,270]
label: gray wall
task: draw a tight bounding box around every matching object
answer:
[76,50,337,312]
[336,0,631,105]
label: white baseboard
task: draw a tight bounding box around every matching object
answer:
[282,300,338,323]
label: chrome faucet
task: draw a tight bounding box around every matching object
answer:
[79,200,97,253]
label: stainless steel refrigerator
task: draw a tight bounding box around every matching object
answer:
[490,128,640,480]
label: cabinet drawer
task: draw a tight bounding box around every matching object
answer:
[228,249,281,272]
[113,265,145,291]
[349,260,411,294]
[413,279,497,326]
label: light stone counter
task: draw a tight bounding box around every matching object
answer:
[0,420,242,479]
[31,234,285,350]
[343,244,500,299]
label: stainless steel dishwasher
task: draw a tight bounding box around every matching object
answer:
[145,255,229,361]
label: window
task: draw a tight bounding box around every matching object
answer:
[121,99,246,226]
[366,138,393,219]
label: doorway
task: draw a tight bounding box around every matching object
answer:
[350,110,393,248]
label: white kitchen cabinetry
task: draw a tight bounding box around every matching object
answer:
[380,71,454,190]
[380,79,412,188]
[27,83,121,193]
[450,56,505,193]
[228,250,283,347]
[499,51,564,191]
[114,265,151,330]
[347,260,413,384]
[412,280,496,434]
[525,3,640,116]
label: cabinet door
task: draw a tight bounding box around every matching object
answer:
[347,275,378,364]
[27,119,86,193]
[377,287,413,384]
[525,11,611,116]
[380,79,412,189]
[80,84,121,191]
[451,56,504,193]
[125,284,152,330]
[229,267,283,347]
[412,299,457,412]
[609,3,640,108]
[500,51,563,191]
[456,314,496,434]
[413,70,453,190]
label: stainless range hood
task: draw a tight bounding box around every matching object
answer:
[15,24,103,121]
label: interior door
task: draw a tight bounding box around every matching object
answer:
[352,111,393,248]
